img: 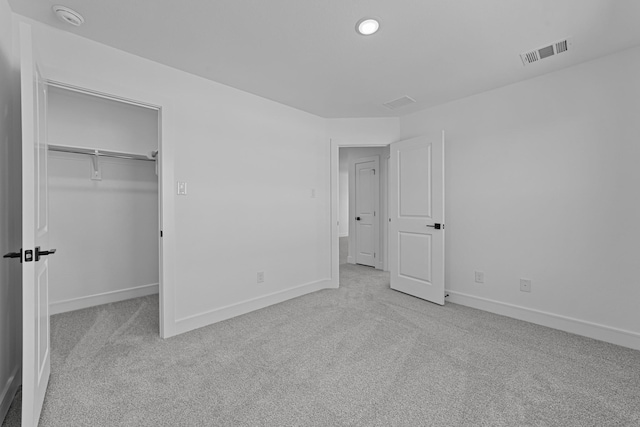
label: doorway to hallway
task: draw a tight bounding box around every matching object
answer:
[338,146,389,272]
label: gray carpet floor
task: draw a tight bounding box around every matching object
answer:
[3,238,640,426]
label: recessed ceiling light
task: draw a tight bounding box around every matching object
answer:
[52,5,85,27]
[356,18,380,36]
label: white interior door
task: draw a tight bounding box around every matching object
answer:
[354,156,379,267]
[389,134,445,305]
[20,22,52,427]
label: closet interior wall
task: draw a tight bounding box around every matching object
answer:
[47,86,159,314]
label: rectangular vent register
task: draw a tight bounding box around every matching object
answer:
[521,38,573,65]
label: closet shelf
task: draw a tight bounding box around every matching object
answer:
[48,144,157,162]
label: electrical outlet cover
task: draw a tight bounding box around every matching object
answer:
[474,271,484,283]
[520,279,532,292]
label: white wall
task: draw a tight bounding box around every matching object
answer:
[0,0,21,422]
[47,86,159,153]
[47,87,159,313]
[400,46,640,349]
[328,118,399,147]
[23,18,331,336]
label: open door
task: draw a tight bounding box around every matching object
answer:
[20,22,53,426]
[389,134,445,305]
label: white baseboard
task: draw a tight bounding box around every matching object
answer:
[175,279,331,336]
[347,256,354,264]
[446,290,640,351]
[50,283,159,315]
[0,365,20,425]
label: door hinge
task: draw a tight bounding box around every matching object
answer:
[160,230,163,237]
[374,211,376,216]
[373,169,376,175]
[374,252,376,258]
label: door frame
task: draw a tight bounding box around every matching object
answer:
[383,154,390,272]
[42,79,176,338]
[330,140,389,288]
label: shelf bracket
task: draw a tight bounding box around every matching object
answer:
[91,150,102,181]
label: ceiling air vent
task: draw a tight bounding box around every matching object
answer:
[555,39,569,53]
[520,38,573,66]
[383,96,416,110]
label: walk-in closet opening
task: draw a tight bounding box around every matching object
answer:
[46,82,161,322]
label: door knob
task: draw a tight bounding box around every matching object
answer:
[35,246,57,262]
[356,217,361,221]
[426,223,443,229]
[3,250,21,260]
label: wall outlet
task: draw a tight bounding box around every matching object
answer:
[474,271,484,283]
[520,278,532,293]
[177,181,188,195]
[257,271,265,283]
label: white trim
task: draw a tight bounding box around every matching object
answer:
[330,139,340,288]
[383,155,390,272]
[446,290,640,351]
[338,232,349,238]
[0,365,21,424]
[174,279,331,335]
[157,101,177,338]
[49,283,159,315]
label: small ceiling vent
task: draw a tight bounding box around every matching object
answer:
[520,38,573,66]
[383,96,416,110]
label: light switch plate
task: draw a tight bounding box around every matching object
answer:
[177,181,188,195]
[474,271,484,283]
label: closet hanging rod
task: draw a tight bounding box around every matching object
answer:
[48,144,157,162]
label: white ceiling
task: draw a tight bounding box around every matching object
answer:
[9,0,640,118]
